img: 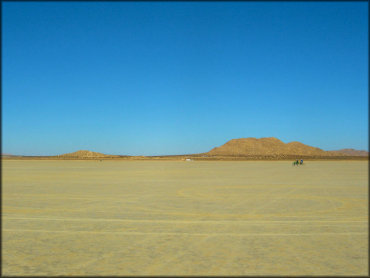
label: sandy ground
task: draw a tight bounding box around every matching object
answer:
[2,160,368,276]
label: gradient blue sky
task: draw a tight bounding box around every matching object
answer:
[3,2,368,156]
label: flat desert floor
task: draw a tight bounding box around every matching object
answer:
[2,160,368,275]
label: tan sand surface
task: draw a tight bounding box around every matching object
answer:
[2,160,368,275]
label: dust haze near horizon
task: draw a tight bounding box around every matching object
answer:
[3,2,368,156]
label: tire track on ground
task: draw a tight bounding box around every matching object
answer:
[141,235,211,274]
[3,216,366,224]
[3,229,367,236]
[249,187,299,215]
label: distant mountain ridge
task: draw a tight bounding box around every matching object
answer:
[207,137,367,157]
[59,150,119,158]
[1,153,20,157]
[3,140,368,159]
[335,149,369,157]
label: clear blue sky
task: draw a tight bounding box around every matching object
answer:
[2,2,368,156]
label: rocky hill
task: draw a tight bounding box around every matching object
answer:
[59,150,118,158]
[207,137,350,157]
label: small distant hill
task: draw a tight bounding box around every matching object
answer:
[207,137,356,157]
[334,149,369,156]
[59,150,118,158]
[1,153,20,157]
